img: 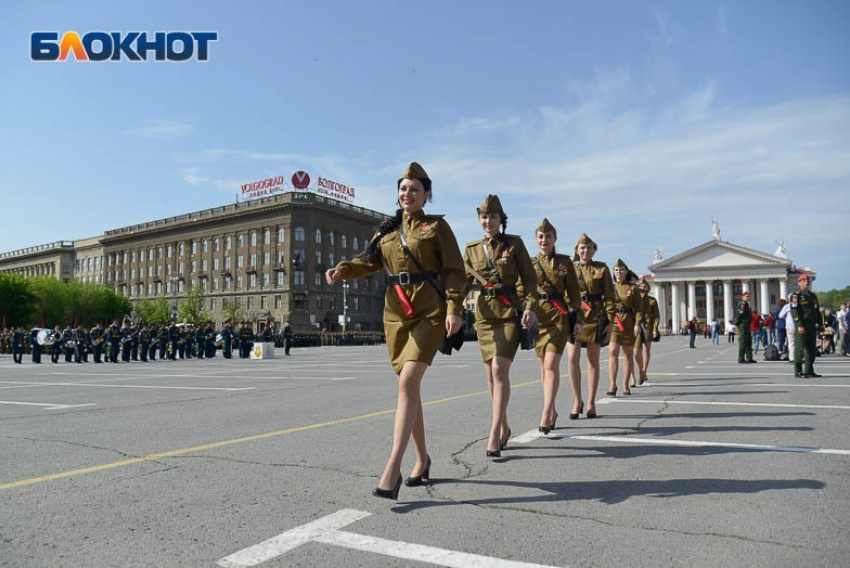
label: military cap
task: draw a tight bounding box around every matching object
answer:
[638,277,651,289]
[477,194,506,216]
[574,232,597,249]
[797,274,810,283]
[614,258,628,270]
[536,218,557,236]
[742,290,750,297]
[400,161,429,181]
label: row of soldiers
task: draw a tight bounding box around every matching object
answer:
[2,320,294,364]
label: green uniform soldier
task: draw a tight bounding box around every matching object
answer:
[735,290,756,363]
[608,259,644,396]
[635,278,660,384]
[791,274,821,378]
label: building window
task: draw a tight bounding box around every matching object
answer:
[202,259,208,272]
[352,237,359,251]
[238,233,244,248]
[328,232,335,246]
[213,237,220,252]
[147,283,152,295]
[328,253,335,266]
[247,296,254,310]
[166,265,172,276]
[315,273,321,286]
[251,231,257,247]
[179,263,184,275]
[294,227,305,242]
[166,281,172,294]
[277,228,285,243]
[179,243,184,257]
[191,260,197,273]
[262,273,270,287]
[178,281,184,293]
[341,235,347,248]
[260,296,267,310]
[237,275,243,289]
[191,241,197,255]
[275,295,282,309]
[130,251,136,263]
[167,245,172,258]
[276,271,285,286]
[263,252,270,265]
[149,249,155,261]
[210,298,216,311]
[277,251,285,264]
[249,273,257,288]
[354,298,360,311]
[225,256,232,270]
[315,229,322,244]
[315,251,321,268]
[237,255,244,269]
[226,235,232,250]
[264,229,271,245]
[250,254,257,268]
[202,239,208,253]
[224,276,231,291]
[214,258,220,271]
[293,271,305,286]
[213,277,219,291]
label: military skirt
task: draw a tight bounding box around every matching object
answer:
[574,317,601,345]
[475,318,520,362]
[610,314,638,347]
[384,314,445,374]
[535,320,571,356]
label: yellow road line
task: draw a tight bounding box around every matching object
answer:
[2,345,688,491]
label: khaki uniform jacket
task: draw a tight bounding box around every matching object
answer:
[533,252,584,328]
[464,234,538,322]
[334,211,467,321]
[574,260,616,323]
[641,293,661,337]
[612,281,643,343]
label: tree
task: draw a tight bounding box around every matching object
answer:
[28,276,69,327]
[178,285,209,324]
[222,298,245,325]
[816,286,850,310]
[0,273,36,328]
[135,298,171,325]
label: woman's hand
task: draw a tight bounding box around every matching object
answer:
[602,322,614,343]
[446,314,462,336]
[325,268,342,285]
[574,323,584,336]
[521,309,536,329]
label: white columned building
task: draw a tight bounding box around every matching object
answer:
[648,225,810,334]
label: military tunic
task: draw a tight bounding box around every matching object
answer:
[791,289,820,375]
[573,260,616,345]
[635,292,660,349]
[464,234,538,362]
[734,299,754,362]
[532,252,583,356]
[610,281,643,346]
[334,210,466,374]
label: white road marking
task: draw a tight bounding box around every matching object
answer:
[562,435,850,455]
[0,400,95,410]
[217,508,559,568]
[601,399,850,410]
[0,381,253,392]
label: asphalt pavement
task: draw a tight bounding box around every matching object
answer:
[1,336,848,567]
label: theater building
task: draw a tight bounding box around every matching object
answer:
[1,191,391,332]
[648,223,815,334]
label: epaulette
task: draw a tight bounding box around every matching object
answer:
[423,214,445,220]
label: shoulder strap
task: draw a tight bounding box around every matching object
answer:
[399,220,446,301]
[534,256,561,295]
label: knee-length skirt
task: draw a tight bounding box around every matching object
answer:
[475,318,520,362]
[384,315,444,374]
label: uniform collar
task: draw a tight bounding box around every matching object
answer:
[403,210,425,223]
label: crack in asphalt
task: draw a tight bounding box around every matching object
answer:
[165,454,373,479]
[450,436,490,480]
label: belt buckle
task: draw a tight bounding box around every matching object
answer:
[539,293,549,301]
[580,295,588,302]
[484,288,497,298]
[397,272,411,285]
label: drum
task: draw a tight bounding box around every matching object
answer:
[36,329,55,346]
[215,333,224,347]
[65,340,77,348]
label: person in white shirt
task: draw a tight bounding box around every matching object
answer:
[837,303,848,356]
[779,299,794,362]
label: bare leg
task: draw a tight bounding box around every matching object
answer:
[621,345,635,392]
[586,344,601,413]
[608,342,620,393]
[539,351,562,427]
[634,347,644,383]
[377,361,429,490]
[642,342,652,380]
[567,342,583,414]
[485,356,512,451]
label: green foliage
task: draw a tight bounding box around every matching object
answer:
[817,286,850,310]
[178,285,209,324]
[222,298,245,325]
[29,276,69,326]
[135,298,171,325]
[0,273,37,327]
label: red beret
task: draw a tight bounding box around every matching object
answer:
[797,274,810,283]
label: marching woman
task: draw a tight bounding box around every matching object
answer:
[633,277,660,386]
[463,195,537,457]
[531,219,583,434]
[325,162,466,500]
[567,234,616,419]
[606,260,644,396]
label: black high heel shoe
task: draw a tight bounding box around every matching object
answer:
[500,428,512,451]
[372,474,402,500]
[404,455,431,487]
[586,405,597,419]
[486,449,502,458]
[538,425,551,435]
[550,412,558,430]
[569,402,584,420]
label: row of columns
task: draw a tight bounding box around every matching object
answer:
[5,262,58,277]
[656,278,788,333]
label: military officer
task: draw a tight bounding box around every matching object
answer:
[74,324,88,363]
[49,324,63,363]
[607,260,643,396]
[195,323,206,360]
[106,319,121,363]
[634,278,660,385]
[569,233,616,419]
[735,290,756,364]
[90,323,104,363]
[221,320,234,359]
[167,320,179,361]
[12,326,26,364]
[238,322,254,359]
[282,321,294,356]
[139,324,151,362]
[157,324,168,361]
[62,325,75,363]
[29,327,42,364]
[327,161,466,499]
[791,274,821,378]
[464,194,538,458]
[204,322,216,358]
[531,218,583,434]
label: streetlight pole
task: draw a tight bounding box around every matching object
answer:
[342,281,349,334]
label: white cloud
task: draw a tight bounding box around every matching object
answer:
[127,119,194,139]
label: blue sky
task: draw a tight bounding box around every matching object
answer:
[2,0,849,291]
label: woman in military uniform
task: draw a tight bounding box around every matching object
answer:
[464,195,537,457]
[531,218,583,434]
[567,234,615,418]
[633,277,660,386]
[326,162,465,500]
[606,260,643,396]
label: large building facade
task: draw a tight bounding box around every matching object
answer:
[648,230,814,333]
[1,192,390,332]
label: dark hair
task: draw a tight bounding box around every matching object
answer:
[359,208,403,263]
[397,178,432,203]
